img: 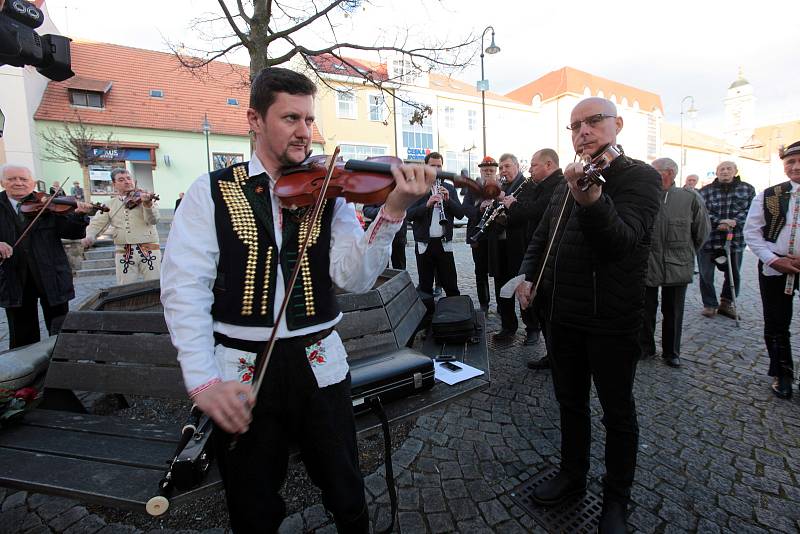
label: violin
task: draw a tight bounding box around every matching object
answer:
[273,155,500,208]
[19,192,109,216]
[576,144,623,191]
[124,190,160,209]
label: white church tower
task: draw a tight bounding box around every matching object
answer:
[723,68,755,149]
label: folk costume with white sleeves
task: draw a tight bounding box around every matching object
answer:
[84,195,160,284]
[744,140,800,399]
[161,154,404,533]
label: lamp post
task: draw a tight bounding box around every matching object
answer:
[679,96,698,184]
[202,113,212,174]
[478,26,500,158]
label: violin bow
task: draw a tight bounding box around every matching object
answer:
[230,146,342,449]
[0,182,66,267]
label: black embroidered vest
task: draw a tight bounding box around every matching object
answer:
[762,181,793,243]
[209,162,340,330]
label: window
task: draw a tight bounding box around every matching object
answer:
[69,90,103,108]
[149,89,164,98]
[213,152,244,171]
[443,106,455,129]
[445,151,478,179]
[336,90,356,119]
[227,98,239,106]
[392,59,418,84]
[339,144,388,162]
[467,110,477,131]
[369,94,386,122]
[401,101,433,156]
[647,115,658,160]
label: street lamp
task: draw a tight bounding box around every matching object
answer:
[679,96,698,184]
[478,26,500,157]
[202,113,212,174]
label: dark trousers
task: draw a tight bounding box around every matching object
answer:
[547,322,640,503]
[416,238,460,299]
[698,248,743,307]
[213,339,367,534]
[4,273,68,349]
[471,241,491,307]
[758,264,797,378]
[640,285,687,359]
[494,239,537,333]
[390,234,406,270]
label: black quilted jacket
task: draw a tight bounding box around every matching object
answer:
[519,155,661,335]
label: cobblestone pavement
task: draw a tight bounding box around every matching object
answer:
[2,246,800,533]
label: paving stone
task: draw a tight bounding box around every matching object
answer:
[20,512,45,533]
[64,514,107,534]
[397,512,426,534]
[96,524,142,534]
[426,512,454,534]
[302,504,328,531]
[465,480,494,502]
[363,472,387,497]
[0,506,29,534]
[36,497,81,521]
[442,479,468,500]
[49,506,89,532]
[398,487,419,511]
[448,498,478,521]
[455,518,493,533]
[1,491,28,511]
[277,513,303,534]
[477,499,510,526]
[420,488,445,514]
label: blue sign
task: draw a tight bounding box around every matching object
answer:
[86,147,152,162]
[406,147,430,161]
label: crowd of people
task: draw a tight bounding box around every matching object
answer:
[1,66,798,532]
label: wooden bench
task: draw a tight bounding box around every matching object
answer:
[0,270,488,514]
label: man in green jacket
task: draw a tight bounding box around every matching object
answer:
[640,158,710,367]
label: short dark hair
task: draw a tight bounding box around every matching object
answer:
[110,168,130,182]
[249,67,317,117]
[535,148,559,167]
[424,151,443,164]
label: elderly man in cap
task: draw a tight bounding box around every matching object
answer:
[744,141,800,399]
[462,156,501,311]
[641,158,709,367]
[698,161,755,319]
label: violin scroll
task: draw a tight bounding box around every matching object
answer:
[125,190,160,209]
[576,144,622,191]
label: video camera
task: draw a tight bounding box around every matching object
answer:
[0,0,73,82]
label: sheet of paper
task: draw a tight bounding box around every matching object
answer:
[499,274,526,299]
[434,360,485,386]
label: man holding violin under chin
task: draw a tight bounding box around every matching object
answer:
[81,168,160,285]
[160,67,436,533]
[0,164,92,349]
[514,97,661,533]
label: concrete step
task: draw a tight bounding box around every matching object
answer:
[82,258,115,269]
[75,267,115,277]
[84,249,113,260]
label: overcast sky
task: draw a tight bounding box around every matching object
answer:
[44,0,800,134]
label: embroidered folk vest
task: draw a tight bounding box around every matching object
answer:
[762,181,793,243]
[209,162,339,330]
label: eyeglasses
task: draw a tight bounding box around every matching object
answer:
[566,113,617,131]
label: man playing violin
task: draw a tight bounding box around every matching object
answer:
[81,169,160,285]
[161,67,436,533]
[0,164,92,349]
[514,97,661,533]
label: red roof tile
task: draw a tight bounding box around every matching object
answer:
[35,41,324,143]
[506,66,663,112]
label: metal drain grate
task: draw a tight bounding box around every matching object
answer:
[509,466,603,534]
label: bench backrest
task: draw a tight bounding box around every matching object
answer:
[46,269,425,399]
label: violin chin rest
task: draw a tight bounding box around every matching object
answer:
[146,495,170,516]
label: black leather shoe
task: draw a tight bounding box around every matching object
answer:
[527,355,551,370]
[530,471,586,506]
[772,376,793,399]
[597,500,628,533]
[493,329,516,342]
[524,330,540,346]
[663,355,681,368]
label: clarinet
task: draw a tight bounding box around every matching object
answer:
[433,178,449,228]
[468,178,532,244]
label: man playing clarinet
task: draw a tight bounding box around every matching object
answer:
[161,67,434,533]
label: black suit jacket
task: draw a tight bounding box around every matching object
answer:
[406,182,464,244]
[0,192,88,308]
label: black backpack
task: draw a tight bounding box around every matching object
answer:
[431,295,479,344]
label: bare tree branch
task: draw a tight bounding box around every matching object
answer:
[236,0,252,24]
[217,0,251,48]
[39,113,119,167]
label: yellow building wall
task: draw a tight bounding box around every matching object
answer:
[315,82,396,158]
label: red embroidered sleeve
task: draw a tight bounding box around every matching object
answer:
[189,377,222,398]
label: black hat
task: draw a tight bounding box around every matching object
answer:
[779,141,800,159]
